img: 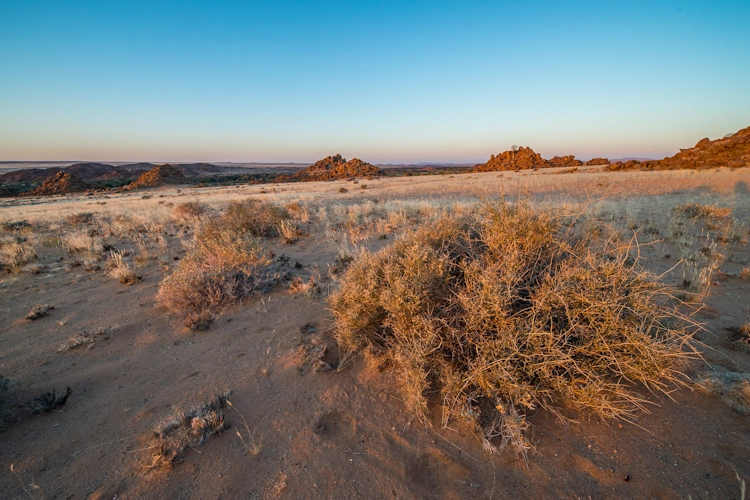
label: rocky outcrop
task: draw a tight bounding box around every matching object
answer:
[289,154,380,182]
[124,164,188,189]
[607,126,750,171]
[548,155,583,168]
[584,158,609,166]
[24,172,89,196]
[473,147,551,172]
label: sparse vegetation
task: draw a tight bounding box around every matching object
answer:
[330,202,697,454]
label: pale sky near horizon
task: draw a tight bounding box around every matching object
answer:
[1,0,749,164]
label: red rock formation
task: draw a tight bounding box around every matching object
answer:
[548,155,583,168]
[290,154,380,182]
[473,147,551,172]
[607,126,750,171]
[584,158,609,166]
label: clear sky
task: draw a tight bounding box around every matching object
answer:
[1,1,749,164]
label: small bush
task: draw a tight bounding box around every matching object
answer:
[184,310,214,331]
[157,226,276,318]
[278,219,298,244]
[173,201,208,223]
[0,239,37,272]
[695,367,750,415]
[338,187,348,193]
[213,199,288,238]
[330,203,696,455]
[144,394,228,467]
[66,212,94,225]
[26,304,54,320]
[27,387,71,414]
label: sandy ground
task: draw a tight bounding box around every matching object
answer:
[1,168,750,499]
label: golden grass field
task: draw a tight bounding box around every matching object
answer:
[1,166,750,499]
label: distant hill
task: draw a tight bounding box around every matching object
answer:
[24,172,90,196]
[123,164,189,189]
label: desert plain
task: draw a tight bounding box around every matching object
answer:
[1,163,750,499]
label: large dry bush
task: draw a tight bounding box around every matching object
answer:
[330,203,696,455]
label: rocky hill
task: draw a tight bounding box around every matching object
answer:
[607,127,750,171]
[584,157,609,166]
[24,172,90,196]
[548,155,583,168]
[473,147,551,172]
[124,164,188,189]
[288,155,380,182]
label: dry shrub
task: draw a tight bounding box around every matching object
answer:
[730,324,750,353]
[143,394,227,467]
[288,276,319,296]
[57,327,113,352]
[173,201,208,223]
[208,199,288,238]
[741,267,750,281]
[695,367,750,414]
[26,304,53,320]
[674,203,731,220]
[106,251,142,285]
[278,219,299,244]
[330,202,696,455]
[0,238,37,272]
[184,310,214,331]
[157,223,278,321]
[65,212,94,225]
[27,387,71,414]
[62,229,102,257]
[1,374,18,431]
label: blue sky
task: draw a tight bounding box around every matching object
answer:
[1,1,749,163]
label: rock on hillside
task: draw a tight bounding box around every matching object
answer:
[548,155,583,168]
[584,157,609,166]
[124,164,188,190]
[24,172,90,196]
[290,154,380,182]
[608,126,750,171]
[473,147,551,172]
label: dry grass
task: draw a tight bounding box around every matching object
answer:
[674,203,732,220]
[278,219,299,244]
[330,202,697,455]
[0,237,37,272]
[106,250,142,285]
[141,394,228,468]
